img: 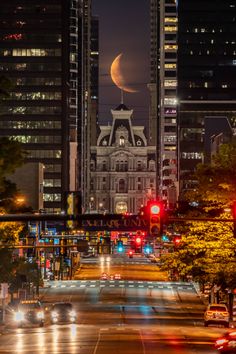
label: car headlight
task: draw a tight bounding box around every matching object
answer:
[15,311,24,322]
[69,310,76,317]
[106,256,111,262]
[100,256,104,262]
[51,311,58,318]
[37,311,44,319]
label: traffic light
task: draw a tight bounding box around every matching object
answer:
[128,249,133,258]
[144,243,152,254]
[162,234,169,242]
[173,235,181,246]
[148,201,163,237]
[135,236,142,246]
[117,240,124,253]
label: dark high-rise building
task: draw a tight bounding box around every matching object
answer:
[0,1,85,212]
[149,0,178,208]
[178,0,236,195]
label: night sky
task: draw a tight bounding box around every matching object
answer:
[92,0,150,126]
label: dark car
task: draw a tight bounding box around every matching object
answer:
[215,331,236,353]
[50,302,76,324]
[14,300,44,328]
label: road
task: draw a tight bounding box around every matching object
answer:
[0,279,228,353]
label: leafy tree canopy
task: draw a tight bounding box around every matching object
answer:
[162,141,236,289]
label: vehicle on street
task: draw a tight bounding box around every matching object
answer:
[215,331,236,353]
[149,254,159,263]
[204,303,229,327]
[99,255,111,263]
[50,302,76,324]
[101,272,108,280]
[14,300,44,328]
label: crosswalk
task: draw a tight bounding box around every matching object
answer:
[45,280,195,291]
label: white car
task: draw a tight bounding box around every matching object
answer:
[204,303,229,327]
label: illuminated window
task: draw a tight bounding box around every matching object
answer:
[164,97,177,106]
[164,135,176,143]
[11,92,61,100]
[43,193,61,202]
[164,63,176,69]
[0,121,61,129]
[1,48,61,56]
[181,152,203,160]
[165,26,177,32]
[164,44,178,50]
[119,136,125,146]
[26,150,61,158]
[12,136,61,144]
[44,179,61,187]
[164,17,177,23]
[164,80,177,87]
[165,108,177,115]
[1,106,61,115]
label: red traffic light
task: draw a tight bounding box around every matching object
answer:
[128,250,133,255]
[174,235,181,245]
[135,237,142,245]
[150,204,161,215]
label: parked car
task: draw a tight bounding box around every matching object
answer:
[215,331,236,353]
[204,303,229,327]
[50,302,77,324]
[14,300,44,328]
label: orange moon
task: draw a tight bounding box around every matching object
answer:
[110,53,138,93]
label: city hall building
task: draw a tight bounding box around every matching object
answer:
[89,104,156,214]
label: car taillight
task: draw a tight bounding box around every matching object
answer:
[222,312,229,316]
[215,338,228,346]
[206,311,213,315]
[229,332,236,337]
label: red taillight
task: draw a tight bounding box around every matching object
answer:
[222,312,229,316]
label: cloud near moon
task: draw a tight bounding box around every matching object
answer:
[110,53,138,93]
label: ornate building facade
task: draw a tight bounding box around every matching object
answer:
[89,104,156,214]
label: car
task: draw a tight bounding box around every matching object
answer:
[101,272,108,280]
[204,303,230,327]
[50,302,77,324]
[149,254,158,263]
[215,331,236,353]
[14,300,44,328]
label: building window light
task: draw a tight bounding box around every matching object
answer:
[164,80,177,87]
[164,44,178,50]
[165,26,177,32]
[164,63,176,69]
[164,98,177,106]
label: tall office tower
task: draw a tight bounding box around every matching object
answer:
[79,0,94,211]
[149,0,178,208]
[90,16,99,148]
[0,1,81,212]
[178,0,236,196]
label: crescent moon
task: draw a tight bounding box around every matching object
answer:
[110,53,138,93]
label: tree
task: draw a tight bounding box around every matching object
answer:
[161,141,236,289]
